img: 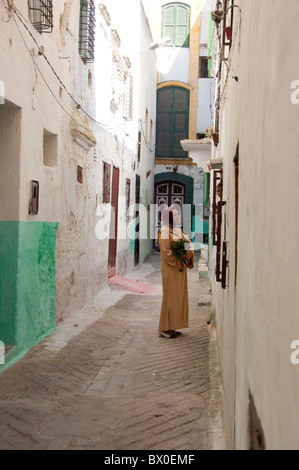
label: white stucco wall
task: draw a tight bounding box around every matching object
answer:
[0,0,156,323]
[197,78,214,133]
[157,47,190,84]
[211,0,299,450]
[200,0,215,43]
[94,0,157,269]
[0,0,102,319]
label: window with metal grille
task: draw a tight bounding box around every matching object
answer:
[79,0,96,64]
[199,57,209,78]
[162,3,190,48]
[28,0,53,34]
[124,69,133,121]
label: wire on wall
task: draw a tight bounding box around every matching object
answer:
[4,0,141,146]
[139,119,156,153]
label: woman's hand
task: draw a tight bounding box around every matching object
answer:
[184,249,193,261]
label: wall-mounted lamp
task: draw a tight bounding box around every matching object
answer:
[132,36,172,56]
[149,36,172,50]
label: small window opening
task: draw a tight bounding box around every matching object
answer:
[199,57,209,78]
[29,180,39,215]
[43,129,58,167]
[77,165,83,184]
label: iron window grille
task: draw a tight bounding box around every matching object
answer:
[79,0,96,64]
[123,68,133,121]
[29,0,53,34]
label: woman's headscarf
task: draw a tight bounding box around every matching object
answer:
[161,205,176,228]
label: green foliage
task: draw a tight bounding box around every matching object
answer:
[171,238,187,260]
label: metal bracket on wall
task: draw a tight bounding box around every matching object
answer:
[29,180,39,215]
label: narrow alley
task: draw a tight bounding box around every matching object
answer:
[0,251,225,451]
[3,0,299,451]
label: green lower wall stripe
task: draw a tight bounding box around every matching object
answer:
[0,221,58,371]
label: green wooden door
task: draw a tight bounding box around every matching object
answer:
[156,86,189,158]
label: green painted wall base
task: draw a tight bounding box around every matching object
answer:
[0,221,58,372]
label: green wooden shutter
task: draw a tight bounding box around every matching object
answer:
[163,5,175,45]
[156,87,189,158]
[162,3,190,48]
[176,5,190,47]
[173,87,189,157]
[156,88,172,157]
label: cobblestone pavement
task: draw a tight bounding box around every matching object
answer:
[0,252,225,450]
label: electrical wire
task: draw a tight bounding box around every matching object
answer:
[11,13,98,135]
[4,0,158,153]
[6,1,142,142]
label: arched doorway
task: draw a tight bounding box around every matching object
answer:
[154,172,194,249]
[154,181,185,249]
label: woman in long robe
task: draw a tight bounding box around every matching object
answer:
[157,207,194,338]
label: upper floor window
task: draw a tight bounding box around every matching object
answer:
[199,57,209,78]
[29,0,53,34]
[156,86,189,158]
[79,0,96,64]
[162,3,190,48]
[111,30,133,121]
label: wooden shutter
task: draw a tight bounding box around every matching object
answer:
[162,3,190,48]
[163,4,175,45]
[173,87,189,157]
[156,87,189,158]
[156,88,172,157]
[176,4,190,47]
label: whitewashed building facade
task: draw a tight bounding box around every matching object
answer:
[0,0,157,369]
[209,0,299,450]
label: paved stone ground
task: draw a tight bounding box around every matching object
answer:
[0,251,225,450]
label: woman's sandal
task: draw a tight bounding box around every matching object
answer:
[159,331,177,338]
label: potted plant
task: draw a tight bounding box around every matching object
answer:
[212,132,219,145]
[205,126,214,139]
[206,126,219,146]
